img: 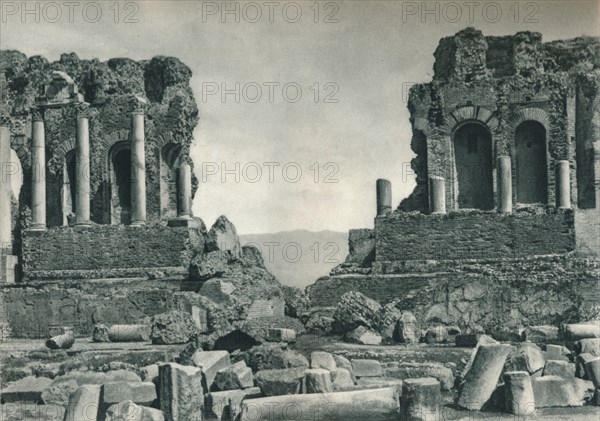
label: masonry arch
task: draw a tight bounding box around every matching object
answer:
[515,121,548,204]
[453,121,494,210]
[109,142,132,225]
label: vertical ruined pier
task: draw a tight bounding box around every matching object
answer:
[30,109,47,230]
[376,179,392,216]
[497,156,512,213]
[75,103,91,227]
[130,98,147,226]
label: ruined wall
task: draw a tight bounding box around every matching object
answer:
[308,255,600,332]
[400,29,599,212]
[375,209,575,262]
[1,279,196,338]
[0,50,199,230]
[20,224,201,280]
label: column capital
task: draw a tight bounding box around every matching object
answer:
[75,102,91,119]
[31,107,44,122]
[129,95,148,114]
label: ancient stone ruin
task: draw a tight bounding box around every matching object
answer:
[0,28,599,421]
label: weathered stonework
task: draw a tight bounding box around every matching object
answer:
[311,30,600,334]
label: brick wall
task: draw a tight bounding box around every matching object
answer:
[375,209,575,262]
[21,224,195,280]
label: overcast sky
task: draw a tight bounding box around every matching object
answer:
[2,0,598,234]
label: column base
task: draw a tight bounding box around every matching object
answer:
[74,222,92,230]
[130,220,146,227]
[28,223,47,232]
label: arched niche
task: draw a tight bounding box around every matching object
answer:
[453,122,494,210]
[515,121,548,204]
[108,141,132,225]
[159,142,182,219]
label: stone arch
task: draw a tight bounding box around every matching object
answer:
[507,108,550,132]
[452,121,494,210]
[515,121,548,204]
[440,106,499,136]
[108,141,132,225]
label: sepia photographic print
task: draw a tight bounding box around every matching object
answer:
[0,0,599,420]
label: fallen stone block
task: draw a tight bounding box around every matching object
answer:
[424,326,448,344]
[108,325,150,342]
[576,338,600,356]
[1,376,53,403]
[522,325,559,343]
[357,377,403,396]
[92,324,110,342]
[545,344,570,361]
[345,326,382,345]
[268,328,296,342]
[455,334,481,348]
[330,368,355,390]
[52,369,142,388]
[563,321,600,340]
[245,344,308,372]
[460,334,498,380]
[63,385,101,421]
[206,387,262,421]
[140,364,160,383]
[40,379,78,406]
[351,359,382,378]
[189,350,231,391]
[532,376,595,407]
[504,371,535,416]
[46,330,75,350]
[239,387,400,421]
[100,382,157,416]
[457,344,512,410]
[214,360,254,391]
[385,362,454,391]
[332,355,356,381]
[543,360,575,379]
[395,311,419,344]
[255,367,306,396]
[578,353,598,379]
[303,369,333,393]
[310,351,336,371]
[158,363,204,421]
[584,358,600,388]
[505,343,545,375]
[151,311,199,345]
[401,378,440,421]
[105,400,164,421]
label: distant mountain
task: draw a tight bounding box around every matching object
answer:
[240,230,349,291]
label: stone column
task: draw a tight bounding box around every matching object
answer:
[0,118,12,251]
[458,344,512,410]
[130,101,146,226]
[429,176,446,214]
[401,377,441,421]
[30,109,46,230]
[497,156,512,213]
[556,160,571,209]
[75,104,91,226]
[504,371,536,416]
[177,161,192,219]
[376,179,392,216]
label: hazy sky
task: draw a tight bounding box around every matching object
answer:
[2,0,598,234]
